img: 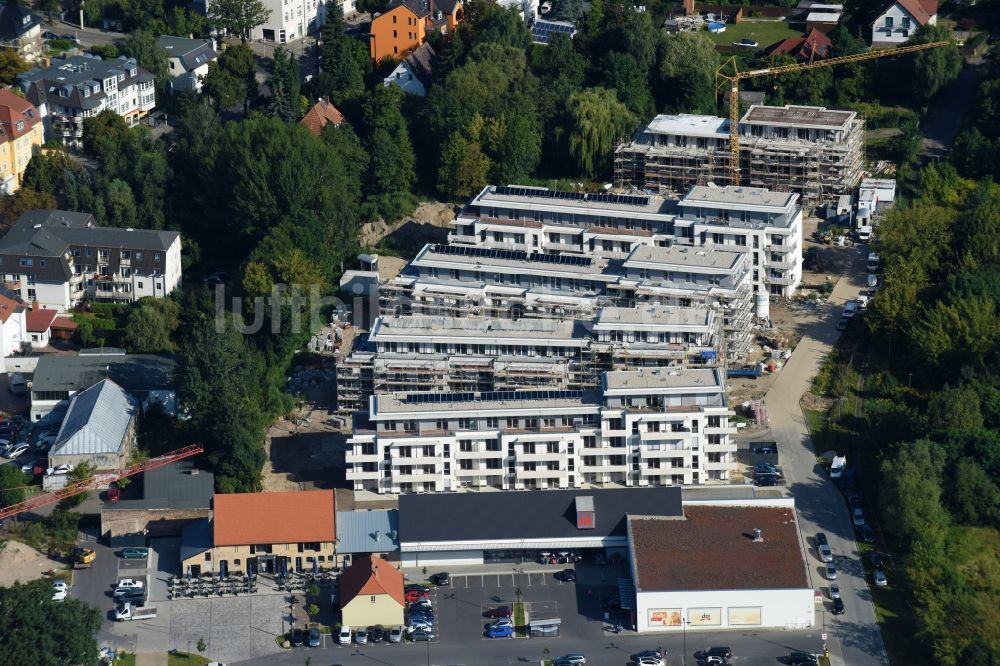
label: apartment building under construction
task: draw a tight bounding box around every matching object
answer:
[614,104,865,205]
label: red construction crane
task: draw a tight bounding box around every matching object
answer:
[0,443,204,521]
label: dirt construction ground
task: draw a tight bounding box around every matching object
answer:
[0,540,59,586]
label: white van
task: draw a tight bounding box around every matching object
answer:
[7,373,26,396]
[857,225,873,242]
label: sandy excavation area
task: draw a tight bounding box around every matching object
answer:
[0,540,58,587]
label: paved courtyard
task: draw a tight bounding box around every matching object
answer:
[165,595,289,663]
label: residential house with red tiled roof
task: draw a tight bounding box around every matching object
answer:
[339,554,404,628]
[871,0,937,47]
[0,88,43,194]
[25,305,57,348]
[0,286,26,356]
[768,29,832,62]
[180,489,338,577]
[300,97,344,136]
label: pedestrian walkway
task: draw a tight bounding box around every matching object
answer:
[401,561,565,582]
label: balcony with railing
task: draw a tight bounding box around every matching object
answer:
[345,449,381,464]
[345,466,380,481]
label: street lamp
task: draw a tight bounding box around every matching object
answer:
[682,617,689,665]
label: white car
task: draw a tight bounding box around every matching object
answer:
[115,579,145,590]
[842,302,858,319]
[867,273,879,289]
[830,583,841,599]
[818,544,833,563]
[47,464,74,476]
[338,626,352,645]
[856,293,870,310]
[51,589,67,601]
[52,580,68,592]
[3,443,30,458]
[490,618,514,628]
[857,225,873,242]
[355,626,368,644]
[867,252,880,271]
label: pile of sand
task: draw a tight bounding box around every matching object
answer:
[0,540,56,587]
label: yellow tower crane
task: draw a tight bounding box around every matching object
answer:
[716,41,951,184]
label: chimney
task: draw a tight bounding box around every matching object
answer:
[753,528,763,542]
[683,0,695,14]
[427,0,435,16]
[575,495,595,529]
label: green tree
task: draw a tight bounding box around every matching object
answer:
[0,48,28,86]
[123,298,182,352]
[36,0,62,22]
[909,24,962,105]
[950,457,1000,527]
[437,128,489,201]
[0,464,28,507]
[116,30,170,91]
[316,1,369,105]
[928,385,985,433]
[202,44,259,112]
[82,110,130,164]
[566,87,634,178]
[879,440,950,547]
[207,0,270,42]
[0,188,57,232]
[601,52,654,120]
[268,46,302,121]
[0,580,101,665]
[657,32,718,114]
[361,86,416,221]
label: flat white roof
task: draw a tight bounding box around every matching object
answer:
[807,11,841,21]
[625,245,743,272]
[680,185,798,210]
[594,304,713,330]
[603,367,725,393]
[370,315,583,342]
[645,114,729,139]
[741,104,856,130]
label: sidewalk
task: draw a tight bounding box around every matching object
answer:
[400,561,564,583]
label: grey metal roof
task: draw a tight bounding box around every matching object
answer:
[31,352,177,396]
[107,461,215,511]
[2,209,178,251]
[52,379,137,456]
[158,35,217,73]
[398,487,683,544]
[18,55,151,113]
[336,510,400,553]
[180,518,212,564]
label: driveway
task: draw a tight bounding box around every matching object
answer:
[761,244,889,666]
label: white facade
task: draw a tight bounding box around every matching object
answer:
[219,0,329,42]
[497,0,538,21]
[0,308,26,357]
[871,2,935,46]
[347,367,738,494]
[635,588,816,632]
[383,61,428,97]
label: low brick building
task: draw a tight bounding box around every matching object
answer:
[100,461,214,538]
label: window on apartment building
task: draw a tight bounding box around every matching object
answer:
[422,446,434,457]
[485,439,501,451]
[523,442,536,454]
[486,459,501,469]
[506,417,518,429]
[435,419,448,431]
[403,421,416,432]
[393,14,397,22]
[523,462,537,471]
[18,258,32,267]
[902,16,910,29]
[393,29,397,37]
[154,253,161,261]
[885,16,893,28]
[394,46,398,54]
[486,417,498,428]
[546,442,559,454]
[370,595,377,603]
[460,459,473,470]
[543,418,555,428]
[458,417,475,429]
[707,416,721,427]
[27,289,35,300]
[15,121,23,132]
[459,441,474,452]
[583,436,597,448]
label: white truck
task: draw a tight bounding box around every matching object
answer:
[830,456,847,479]
[115,603,157,621]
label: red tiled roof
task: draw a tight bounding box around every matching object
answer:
[50,316,78,331]
[0,294,23,324]
[300,98,344,136]
[629,506,810,591]
[883,0,937,26]
[0,89,40,142]
[769,29,831,61]
[25,307,57,333]
[212,489,335,547]
[340,554,405,606]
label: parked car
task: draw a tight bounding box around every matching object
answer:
[836,317,850,331]
[408,619,433,631]
[47,464,73,476]
[842,301,858,319]
[634,658,664,666]
[754,462,778,475]
[818,543,833,563]
[2,443,29,458]
[408,628,436,641]
[869,552,883,568]
[787,652,819,664]
[631,649,663,662]
[483,606,512,618]
[410,598,433,610]
[487,623,514,638]
[856,225,873,242]
[355,626,368,644]
[405,588,428,602]
[52,580,67,593]
[42,31,60,39]
[337,626,352,645]
[120,548,148,559]
[825,563,838,580]
[20,460,40,474]
[406,584,430,593]
[307,626,320,647]
[832,597,845,615]
[553,654,586,665]
[290,628,305,646]
[733,38,758,47]
[52,588,67,601]
[115,579,144,589]
[388,625,403,643]
[697,647,733,660]
[7,373,27,396]
[861,524,876,544]
[816,532,828,547]
[754,474,777,487]
[432,572,450,586]
[829,583,840,599]
[369,625,385,643]
[559,568,576,582]
[853,508,865,526]
[58,33,81,44]
[489,618,513,628]
[867,252,880,272]
[867,273,879,289]
[874,569,888,586]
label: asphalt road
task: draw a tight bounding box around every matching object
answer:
[760,244,889,666]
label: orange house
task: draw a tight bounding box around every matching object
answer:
[369,0,462,63]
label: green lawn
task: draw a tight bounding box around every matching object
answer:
[705,19,803,49]
[513,601,527,638]
[167,653,210,666]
